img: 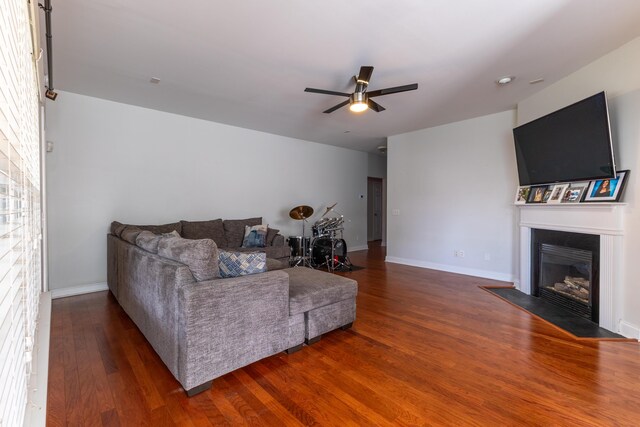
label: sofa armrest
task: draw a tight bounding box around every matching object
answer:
[177,270,290,390]
[271,234,285,247]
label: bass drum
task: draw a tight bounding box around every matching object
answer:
[311,237,347,265]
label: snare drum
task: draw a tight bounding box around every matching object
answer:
[287,236,310,257]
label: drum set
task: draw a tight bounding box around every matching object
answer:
[287,203,352,272]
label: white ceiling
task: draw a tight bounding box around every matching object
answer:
[49,0,640,153]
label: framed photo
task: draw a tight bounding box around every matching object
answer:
[515,186,530,204]
[584,170,629,202]
[542,189,552,203]
[547,184,568,204]
[561,182,589,203]
[527,185,549,204]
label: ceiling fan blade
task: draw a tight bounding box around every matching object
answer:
[367,99,386,112]
[356,66,374,84]
[323,100,350,114]
[367,83,418,98]
[305,87,351,97]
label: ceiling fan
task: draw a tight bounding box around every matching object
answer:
[304,66,418,114]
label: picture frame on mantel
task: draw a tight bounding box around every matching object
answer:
[547,184,568,204]
[515,186,531,204]
[527,185,548,203]
[561,182,589,203]
[584,170,630,202]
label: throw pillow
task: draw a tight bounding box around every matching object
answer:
[266,228,279,246]
[157,236,219,281]
[219,251,267,278]
[135,231,162,253]
[121,226,143,244]
[111,221,127,237]
[242,224,268,248]
[136,230,180,253]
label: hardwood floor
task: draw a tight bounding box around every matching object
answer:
[47,243,640,426]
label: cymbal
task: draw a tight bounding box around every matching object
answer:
[289,205,314,220]
[321,202,338,218]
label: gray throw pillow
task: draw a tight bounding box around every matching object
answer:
[136,230,179,253]
[219,251,267,278]
[121,226,142,244]
[266,228,279,246]
[111,221,127,237]
[157,236,219,281]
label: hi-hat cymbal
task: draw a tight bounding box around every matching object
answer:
[289,205,314,220]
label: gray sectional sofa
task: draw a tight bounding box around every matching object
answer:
[107,218,357,396]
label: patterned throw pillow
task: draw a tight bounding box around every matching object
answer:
[219,251,267,278]
[242,224,268,248]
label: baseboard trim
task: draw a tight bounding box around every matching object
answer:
[349,245,369,253]
[51,282,109,299]
[24,292,51,427]
[385,256,515,283]
[619,320,640,340]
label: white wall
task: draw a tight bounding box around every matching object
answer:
[367,153,387,178]
[45,91,368,291]
[517,35,640,336]
[387,110,517,282]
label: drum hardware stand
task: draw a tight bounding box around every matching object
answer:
[289,205,314,268]
[328,229,352,272]
[317,228,352,273]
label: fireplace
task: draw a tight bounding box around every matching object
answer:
[518,204,624,333]
[531,229,599,323]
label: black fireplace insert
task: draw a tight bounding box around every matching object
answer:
[531,229,599,322]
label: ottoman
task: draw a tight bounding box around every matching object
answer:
[284,267,357,345]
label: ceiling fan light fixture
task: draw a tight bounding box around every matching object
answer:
[349,92,368,113]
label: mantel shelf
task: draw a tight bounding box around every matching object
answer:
[516,203,627,208]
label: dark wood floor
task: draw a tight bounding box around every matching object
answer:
[47,243,640,426]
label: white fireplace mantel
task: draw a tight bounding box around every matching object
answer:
[517,203,625,333]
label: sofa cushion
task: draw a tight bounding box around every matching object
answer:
[137,221,182,235]
[111,221,127,237]
[157,236,219,281]
[223,217,261,247]
[285,267,358,316]
[242,224,268,248]
[218,250,267,278]
[136,230,179,253]
[121,226,143,244]
[266,228,279,246]
[266,258,288,271]
[180,219,228,247]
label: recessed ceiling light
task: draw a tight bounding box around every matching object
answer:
[149,77,161,84]
[496,76,515,85]
[529,78,545,84]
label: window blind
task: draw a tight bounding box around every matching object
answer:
[0,0,43,425]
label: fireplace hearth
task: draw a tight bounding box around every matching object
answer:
[532,229,599,323]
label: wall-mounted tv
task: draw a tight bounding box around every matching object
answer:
[513,91,615,186]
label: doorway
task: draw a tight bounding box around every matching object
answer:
[367,177,383,241]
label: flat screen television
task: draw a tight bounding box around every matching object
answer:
[513,91,615,186]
